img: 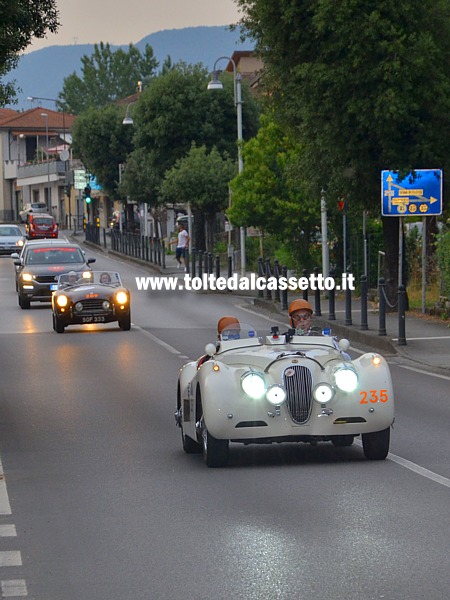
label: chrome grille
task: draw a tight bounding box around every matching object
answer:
[77,299,107,314]
[283,365,313,424]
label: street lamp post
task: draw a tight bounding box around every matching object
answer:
[40,113,50,212]
[29,96,69,224]
[208,56,246,276]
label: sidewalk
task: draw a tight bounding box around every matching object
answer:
[66,229,450,375]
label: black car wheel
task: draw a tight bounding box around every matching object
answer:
[177,385,202,454]
[118,312,131,331]
[52,313,65,334]
[332,435,354,447]
[18,294,30,310]
[362,427,390,460]
[197,390,229,468]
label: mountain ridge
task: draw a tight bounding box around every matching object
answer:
[6,25,252,110]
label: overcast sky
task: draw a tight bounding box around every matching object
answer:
[27,0,242,52]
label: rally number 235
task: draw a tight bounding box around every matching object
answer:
[360,390,388,404]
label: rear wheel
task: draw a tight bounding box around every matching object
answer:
[118,312,131,331]
[362,427,390,460]
[177,385,201,454]
[18,294,30,310]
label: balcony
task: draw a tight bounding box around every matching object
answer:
[16,160,68,186]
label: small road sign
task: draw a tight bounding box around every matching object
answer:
[381,169,443,216]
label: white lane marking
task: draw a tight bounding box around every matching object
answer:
[0,526,16,537]
[0,579,28,596]
[134,326,182,355]
[0,552,22,567]
[397,364,450,381]
[387,453,450,488]
[0,459,11,516]
[354,440,450,489]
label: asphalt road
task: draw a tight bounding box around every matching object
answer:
[0,246,449,600]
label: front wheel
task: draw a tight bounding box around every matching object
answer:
[202,424,229,468]
[18,294,30,310]
[118,312,131,331]
[53,313,65,333]
[332,435,354,447]
[362,427,390,460]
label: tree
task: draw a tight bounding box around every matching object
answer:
[71,104,134,198]
[58,42,158,114]
[127,62,260,202]
[160,144,237,251]
[236,0,450,303]
[0,0,59,105]
[228,113,320,268]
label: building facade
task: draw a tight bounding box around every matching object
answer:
[0,107,75,224]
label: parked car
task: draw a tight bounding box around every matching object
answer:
[25,214,58,239]
[12,241,95,309]
[51,271,131,333]
[0,224,26,255]
[19,202,48,222]
[175,322,395,467]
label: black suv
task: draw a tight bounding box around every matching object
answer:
[13,241,96,309]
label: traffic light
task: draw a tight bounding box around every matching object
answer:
[84,186,92,204]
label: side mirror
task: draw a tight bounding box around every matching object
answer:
[87,258,96,264]
[338,339,350,352]
[11,253,19,259]
[205,343,216,357]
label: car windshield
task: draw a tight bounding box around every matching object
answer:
[57,271,122,287]
[220,323,258,341]
[25,246,84,265]
[31,203,46,209]
[0,226,22,236]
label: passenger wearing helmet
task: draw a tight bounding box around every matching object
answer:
[217,316,241,340]
[197,316,241,368]
[288,299,313,335]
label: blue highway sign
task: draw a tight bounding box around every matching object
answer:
[381,169,443,216]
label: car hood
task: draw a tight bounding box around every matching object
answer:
[22,263,88,277]
[0,236,23,243]
[216,340,345,372]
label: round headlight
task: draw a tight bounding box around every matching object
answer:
[75,302,83,312]
[102,300,110,310]
[241,372,266,400]
[313,383,334,403]
[266,385,286,405]
[56,295,68,308]
[116,291,128,304]
[334,367,358,392]
[22,273,33,281]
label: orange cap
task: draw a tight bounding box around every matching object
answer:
[217,316,240,334]
[288,299,313,316]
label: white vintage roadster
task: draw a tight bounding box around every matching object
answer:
[175,324,394,467]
